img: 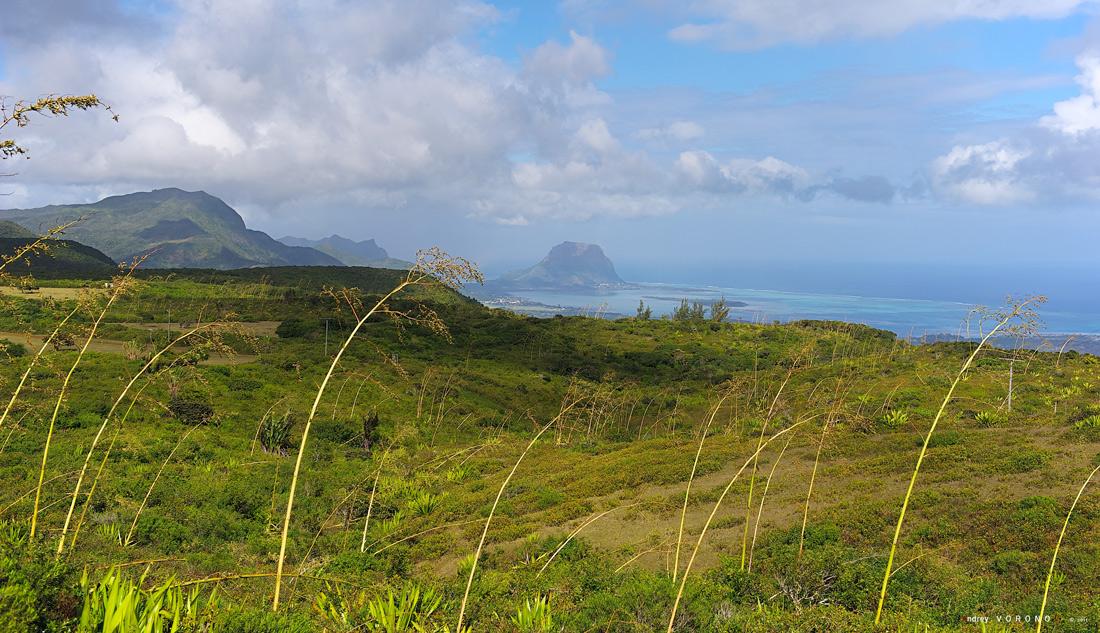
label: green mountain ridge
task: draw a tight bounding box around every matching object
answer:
[0,188,341,269]
[0,220,117,271]
[277,234,411,269]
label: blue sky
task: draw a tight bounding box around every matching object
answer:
[2,0,1100,307]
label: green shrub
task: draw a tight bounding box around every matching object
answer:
[0,339,27,359]
[512,594,553,633]
[216,607,315,633]
[0,523,81,633]
[406,492,445,517]
[879,409,908,429]
[995,449,1051,474]
[922,430,959,448]
[1074,414,1100,429]
[228,378,263,392]
[535,488,564,510]
[168,397,215,425]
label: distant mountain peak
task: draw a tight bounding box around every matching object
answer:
[276,234,410,269]
[496,241,624,289]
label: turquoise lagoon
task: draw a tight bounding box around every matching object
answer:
[507,283,1100,339]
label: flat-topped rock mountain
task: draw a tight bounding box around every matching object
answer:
[494,241,626,290]
[0,188,340,269]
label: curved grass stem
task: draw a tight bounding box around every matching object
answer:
[32,282,129,538]
[456,393,581,633]
[673,387,733,582]
[667,419,808,632]
[57,322,222,556]
[1036,462,1100,632]
[273,248,481,612]
[874,295,1045,625]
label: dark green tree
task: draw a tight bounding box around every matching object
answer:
[710,297,730,323]
[672,298,706,321]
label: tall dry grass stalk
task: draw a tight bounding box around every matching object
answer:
[31,278,135,538]
[1036,461,1100,632]
[673,386,734,582]
[537,502,642,579]
[666,419,807,633]
[456,389,582,633]
[747,433,795,573]
[57,321,227,556]
[360,446,391,553]
[874,295,1046,625]
[272,248,481,611]
[799,376,846,561]
[741,371,794,570]
[68,380,153,554]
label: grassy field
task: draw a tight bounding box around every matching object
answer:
[2,263,1099,632]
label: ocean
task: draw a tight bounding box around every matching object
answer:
[504,282,1100,339]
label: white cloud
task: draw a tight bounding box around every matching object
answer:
[675,150,811,195]
[523,30,611,84]
[930,53,1100,206]
[0,0,899,226]
[668,0,1093,49]
[930,141,1035,205]
[1041,54,1100,135]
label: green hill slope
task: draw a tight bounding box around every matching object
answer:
[0,188,341,269]
[0,220,117,271]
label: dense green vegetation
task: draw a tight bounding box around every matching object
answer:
[2,258,1100,632]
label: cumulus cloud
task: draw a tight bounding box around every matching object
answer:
[931,53,1100,205]
[523,30,611,84]
[667,0,1092,50]
[1041,54,1100,135]
[670,150,896,203]
[675,150,810,194]
[929,141,1034,205]
[1,0,898,227]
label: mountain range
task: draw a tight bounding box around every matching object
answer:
[276,235,409,269]
[0,189,399,271]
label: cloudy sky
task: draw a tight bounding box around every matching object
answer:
[3,0,1100,304]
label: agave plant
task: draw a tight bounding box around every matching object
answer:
[79,567,217,633]
[406,491,446,517]
[258,411,295,456]
[364,583,443,633]
[511,594,553,633]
